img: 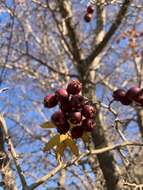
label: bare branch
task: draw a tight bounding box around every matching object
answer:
[29,141,143,190]
[0,114,28,190]
[57,0,83,63]
[85,0,132,64]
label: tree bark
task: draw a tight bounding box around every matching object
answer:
[0,122,18,190]
[80,66,121,190]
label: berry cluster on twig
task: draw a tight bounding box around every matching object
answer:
[44,80,95,139]
[84,5,95,22]
[113,86,143,106]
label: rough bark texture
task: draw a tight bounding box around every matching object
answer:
[1,164,18,190]
[91,110,120,190]
[0,124,18,190]
[80,68,121,190]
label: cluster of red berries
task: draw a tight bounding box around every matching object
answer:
[113,86,143,106]
[84,5,94,22]
[44,80,95,139]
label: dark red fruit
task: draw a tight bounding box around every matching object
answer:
[135,89,143,103]
[140,99,143,106]
[84,13,92,22]
[82,119,94,132]
[51,111,66,126]
[57,122,70,134]
[68,112,82,124]
[120,95,132,105]
[71,126,83,139]
[113,89,126,101]
[67,79,82,95]
[82,105,95,118]
[138,94,143,106]
[60,100,73,113]
[44,94,58,108]
[70,95,84,110]
[126,86,141,101]
[87,5,94,14]
[55,89,69,103]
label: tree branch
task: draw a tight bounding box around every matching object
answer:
[57,0,83,63]
[29,141,143,190]
[85,0,132,64]
[0,114,29,190]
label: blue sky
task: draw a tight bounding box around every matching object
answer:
[0,0,142,189]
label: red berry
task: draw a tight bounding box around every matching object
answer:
[84,13,92,22]
[44,94,58,108]
[60,100,73,113]
[71,126,83,139]
[120,95,132,105]
[82,105,95,118]
[82,119,94,132]
[57,122,70,134]
[68,112,82,124]
[139,98,143,106]
[113,89,126,101]
[8,147,11,151]
[67,80,82,95]
[70,95,84,110]
[135,89,143,103]
[126,86,141,101]
[55,89,69,103]
[87,5,94,14]
[51,111,66,126]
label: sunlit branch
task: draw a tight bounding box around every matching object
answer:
[29,141,143,190]
[86,0,133,64]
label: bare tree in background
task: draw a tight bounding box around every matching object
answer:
[0,0,143,189]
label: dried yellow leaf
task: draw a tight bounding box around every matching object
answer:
[40,121,55,128]
[81,132,90,143]
[43,134,68,152]
[65,138,79,157]
[55,142,67,162]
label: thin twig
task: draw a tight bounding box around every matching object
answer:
[29,141,143,190]
[0,114,29,190]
